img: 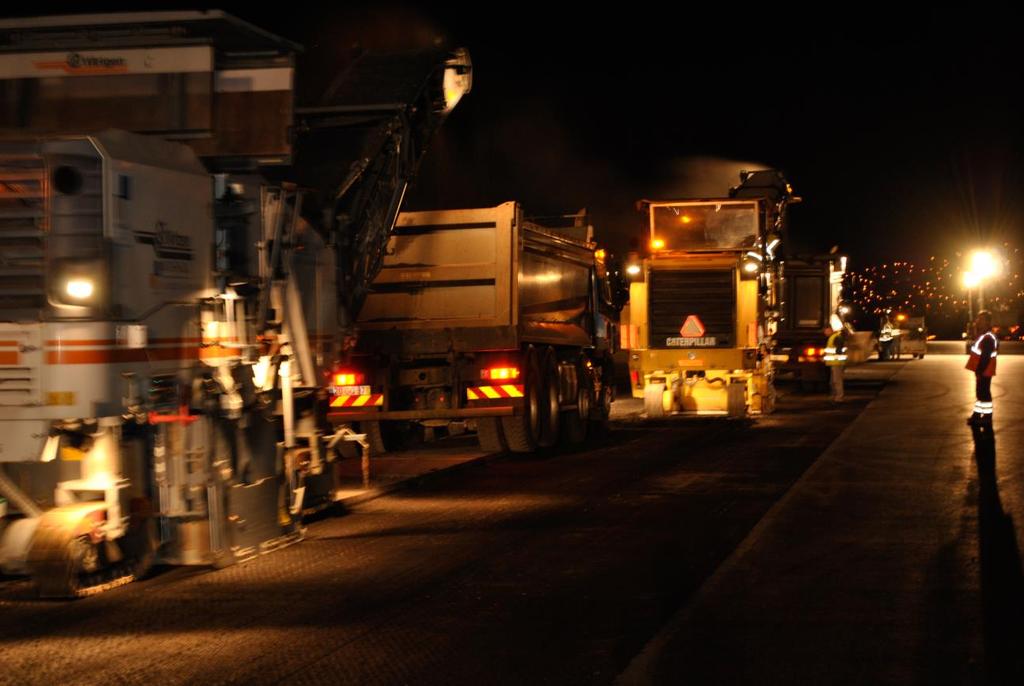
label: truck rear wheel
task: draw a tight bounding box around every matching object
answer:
[363,421,388,455]
[563,359,592,445]
[476,418,507,453]
[362,421,414,454]
[502,348,542,453]
[538,348,561,448]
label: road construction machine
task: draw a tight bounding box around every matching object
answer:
[622,170,798,417]
[330,204,620,454]
[0,11,471,596]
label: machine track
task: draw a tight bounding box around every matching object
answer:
[27,503,156,598]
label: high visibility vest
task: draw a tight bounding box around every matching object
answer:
[966,331,998,376]
[824,331,847,366]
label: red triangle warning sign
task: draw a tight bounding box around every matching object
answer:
[679,315,706,338]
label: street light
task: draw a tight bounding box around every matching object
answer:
[963,249,1002,339]
[967,249,1001,310]
[969,249,1001,281]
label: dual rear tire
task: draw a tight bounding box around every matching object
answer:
[501,347,544,452]
[476,417,508,453]
[497,347,605,453]
[562,356,595,445]
[363,420,420,455]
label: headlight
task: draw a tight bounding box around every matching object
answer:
[49,258,106,309]
[65,278,95,300]
[740,255,761,279]
[442,48,473,113]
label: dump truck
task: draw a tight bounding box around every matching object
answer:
[327,203,620,453]
[0,10,471,596]
[623,170,798,417]
[771,254,847,390]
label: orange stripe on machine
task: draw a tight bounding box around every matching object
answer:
[45,347,239,364]
[329,394,384,408]
[45,337,230,346]
[47,348,194,364]
[43,338,242,364]
[466,384,524,400]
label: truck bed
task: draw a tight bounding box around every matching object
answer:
[358,202,596,354]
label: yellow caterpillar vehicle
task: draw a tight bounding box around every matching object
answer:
[623,170,798,417]
[0,11,471,596]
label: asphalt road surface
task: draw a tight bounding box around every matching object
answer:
[619,356,1024,685]
[0,368,896,686]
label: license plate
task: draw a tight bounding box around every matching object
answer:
[336,385,371,396]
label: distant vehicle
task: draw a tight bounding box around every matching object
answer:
[897,316,927,359]
[771,254,847,391]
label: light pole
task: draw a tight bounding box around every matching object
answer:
[963,271,979,329]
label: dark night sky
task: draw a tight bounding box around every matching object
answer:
[13,4,1024,264]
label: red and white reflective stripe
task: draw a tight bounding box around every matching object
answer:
[466,384,524,400]
[329,394,384,408]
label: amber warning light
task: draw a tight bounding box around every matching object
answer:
[481,367,520,380]
[334,372,365,386]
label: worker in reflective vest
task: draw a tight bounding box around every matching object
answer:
[966,310,998,427]
[824,322,847,402]
[879,312,896,360]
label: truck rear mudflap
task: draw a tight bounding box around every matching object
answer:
[326,370,526,424]
[327,405,517,424]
